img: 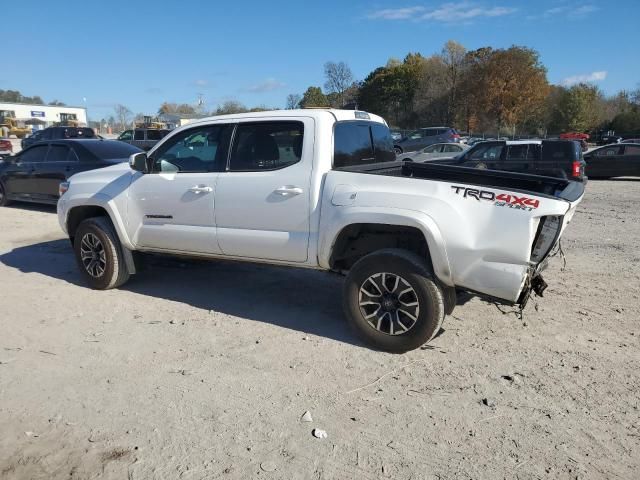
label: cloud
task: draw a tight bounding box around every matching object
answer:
[561,71,607,86]
[367,2,516,23]
[528,3,598,20]
[244,78,286,93]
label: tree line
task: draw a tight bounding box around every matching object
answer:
[0,89,66,106]
[289,41,640,136]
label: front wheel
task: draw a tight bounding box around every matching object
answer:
[0,182,11,206]
[74,217,130,289]
[343,249,445,353]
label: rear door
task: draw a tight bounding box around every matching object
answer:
[620,145,640,176]
[214,119,311,262]
[4,145,49,198]
[33,143,80,202]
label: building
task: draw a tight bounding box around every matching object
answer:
[157,112,208,129]
[0,102,87,130]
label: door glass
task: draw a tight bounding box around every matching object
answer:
[19,145,49,163]
[146,129,163,140]
[152,125,232,173]
[229,122,304,171]
[134,130,145,141]
[624,146,640,155]
[334,123,374,167]
[46,145,71,162]
[371,123,396,163]
[469,144,503,160]
[119,130,133,141]
[443,144,461,153]
[595,146,622,157]
[505,145,528,161]
[423,145,438,153]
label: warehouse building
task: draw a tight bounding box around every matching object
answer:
[0,102,87,130]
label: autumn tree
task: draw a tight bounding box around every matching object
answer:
[440,40,467,124]
[299,86,329,108]
[158,102,197,115]
[548,83,602,132]
[214,101,248,115]
[324,61,354,107]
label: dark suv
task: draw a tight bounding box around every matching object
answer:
[118,128,171,151]
[21,127,96,149]
[393,127,459,154]
[436,140,586,180]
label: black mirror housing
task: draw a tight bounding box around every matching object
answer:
[129,152,148,173]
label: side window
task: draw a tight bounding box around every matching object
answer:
[119,130,133,141]
[442,144,460,153]
[371,123,396,163]
[46,145,71,162]
[146,129,163,141]
[152,125,232,173]
[505,145,529,161]
[624,146,640,156]
[229,121,304,171]
[423,145,438,153]
[596,146,622,157]
[19,145,49,163]
[133,130,145,141]
[408,130,423,139]
[469,144,503,161]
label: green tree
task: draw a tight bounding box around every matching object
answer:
[214,101,248,115]
[549,83,602,132]
[158,102,196,115]
[299,87,329,108]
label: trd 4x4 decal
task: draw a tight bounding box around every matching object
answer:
[451,186,540,211]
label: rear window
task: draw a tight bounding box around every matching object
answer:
[79,141,142,160]
[333,121,395,168]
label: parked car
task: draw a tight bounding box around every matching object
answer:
[399,142,469,162]
[117,128,171,151]
[621,138,640,143]
[57,109,584,353]
[21,126,96,149]
[598,132,622,145]
[0,139,12,159]
[583,143,640,178]
[393,127,460,154]
[390,130,403,141]
[0,139,142,206]
[436,140,586,180]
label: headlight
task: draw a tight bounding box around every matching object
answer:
[531,215,562,264]
[59,181,70,197]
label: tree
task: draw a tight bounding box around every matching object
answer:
[548,83,602,133]
[285,93,302,109]
[299,87,329,108]
[158,102,196,115]
[214,101,248,115]
[48,100,66,106]
[114,104,132,131]
[0,89,44,105]
[324,61,354,107]
[440,40,467,124]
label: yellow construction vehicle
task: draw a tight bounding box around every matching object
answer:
[0,110,31,138]
[56,112,80,127]
[134,115,166,130]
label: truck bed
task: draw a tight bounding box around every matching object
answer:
[339,161,585,202]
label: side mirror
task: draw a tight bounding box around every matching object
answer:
[129,152,148,173]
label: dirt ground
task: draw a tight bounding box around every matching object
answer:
[0,180,638,480]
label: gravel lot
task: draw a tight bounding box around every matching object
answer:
[0,180,638,479]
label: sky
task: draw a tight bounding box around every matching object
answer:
[3,0,638,121]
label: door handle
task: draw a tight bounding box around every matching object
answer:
[274,186,303,196]
[188,185,213,194]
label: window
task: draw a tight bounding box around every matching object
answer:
[229,122,304,171]
[542,142,572,160]
[333,121,396,168]
[80,141,142,160]
[408,130,424,139]
[46,145,72,162]
[134,130,145,141]
[152,125,232,173]
[468,143,503,161]
[624,145,640,155]
[19,145,49,163]
[506,145,530,161]
[146,129,168,141]
[423,128,440,137]
[423,145,439,153]
[443,144,462,153]
[118,130,133,141]
[595,146,622,157]
[371,123,396,163]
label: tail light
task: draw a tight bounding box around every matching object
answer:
[572,160,581,178]
[531,216,563,264]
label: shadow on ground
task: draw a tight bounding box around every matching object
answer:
[0,239,362,347]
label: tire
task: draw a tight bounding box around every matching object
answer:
[0,182,11,206]
[74,216,130,290]
[343,248,445,353]
[394,146,403,155]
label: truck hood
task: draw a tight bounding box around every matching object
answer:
[69,160,132,183]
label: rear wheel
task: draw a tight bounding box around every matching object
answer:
[343,249,445,353]
[394,146,403,155]
[74,217,130,289]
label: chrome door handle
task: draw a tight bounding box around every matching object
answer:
[188,185,213,194]
[274,186,303,196]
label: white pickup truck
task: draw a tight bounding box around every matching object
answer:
[57,109,585,352]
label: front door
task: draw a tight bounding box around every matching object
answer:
[33,143,81,202]
[215,119,311,262]
[587,145,623,177]
[620,144,640,176]
[4,144,49,198]
[126,124,233,254]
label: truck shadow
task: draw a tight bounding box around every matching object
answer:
[0,239,362,347]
